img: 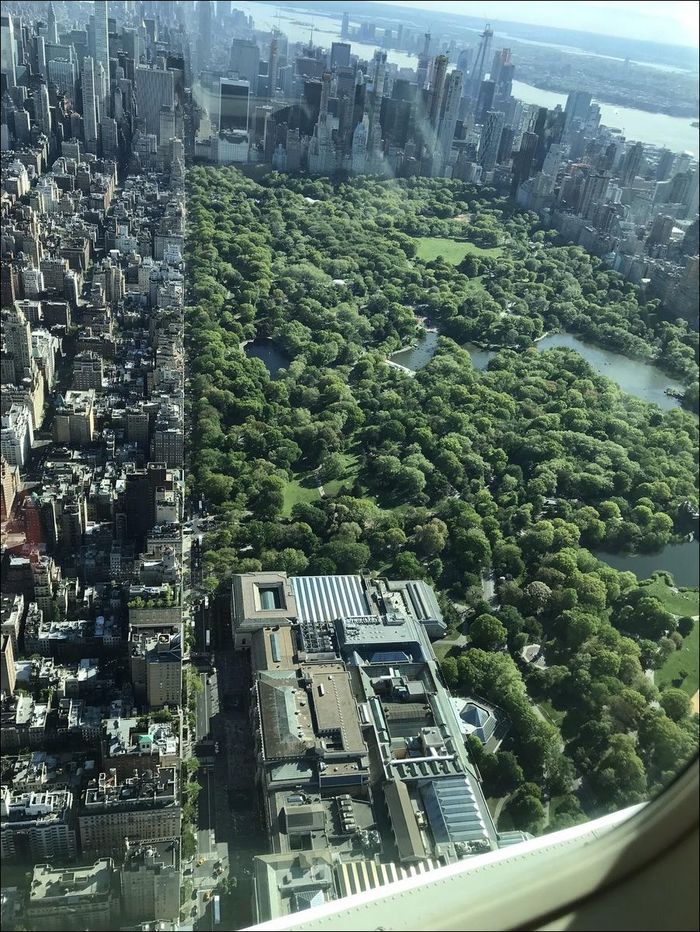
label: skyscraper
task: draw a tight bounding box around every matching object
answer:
[416,33,431,89]
[620,141,644,186]
[268,37,279,100]
[197,0,212,76]
[467,24,493,99]
[476,79,496,124]
[437,69,463,170]
[331,42,351,71]
[48,2,59,45]
[511,130,538,194]
[478,110,505,173]
[579,171,610,219]
[428,54,448,129]
[564,91,592,132]
[135,64,174,140]
[33,78,52,136]
[93,0,110,114]
[2,305,33,375]
[368,50,386,153]
[656,148,676,182]
[219,78,250,133]
[1,13,17,88]
[341,12,350,39]
[230,39,260,95]
[82,56,99,150]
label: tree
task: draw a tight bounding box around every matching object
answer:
[678,616,695,638]
[469,614,507,651]
[503,785,546,833]
[660,688,691,722]
[523,581,552,614]
[413,519,448,556]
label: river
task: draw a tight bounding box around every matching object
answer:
[595,540,700,588]
[235,1,698,155]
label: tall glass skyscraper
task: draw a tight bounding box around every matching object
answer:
[93,0,110,113]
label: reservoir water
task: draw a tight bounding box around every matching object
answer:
[595,540,700,588]
[536,332,686,410]
[244,339,291,378]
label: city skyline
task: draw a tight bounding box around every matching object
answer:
[369,0,700,49]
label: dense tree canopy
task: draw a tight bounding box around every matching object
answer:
[185,167,699,830]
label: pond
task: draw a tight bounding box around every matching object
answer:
[389,330,440,372]
[536,332,686,411]
[464,343,497,372]
[243,339,291,379]
[389,328,498,373]
[595,540,700,588]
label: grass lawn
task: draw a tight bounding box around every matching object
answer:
[323,453,360,498]
[656,614,699,696]
[537,698,565,727]
[639,576,699,617]
[414,236,503,264]
[281,475,320,516]
[433,636,464,663]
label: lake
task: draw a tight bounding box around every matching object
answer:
[536,332,686,411]
[595,540,699,588]
[243,339,291,378]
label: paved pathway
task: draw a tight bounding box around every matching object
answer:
[692,690,699,715]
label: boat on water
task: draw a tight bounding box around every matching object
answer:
[691,121,699,128]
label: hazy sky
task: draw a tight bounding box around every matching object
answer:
[370,1,700,48]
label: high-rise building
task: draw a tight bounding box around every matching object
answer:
[33,78,52,136]
[78,768,180,856]
[82,55,99,150]
[93,0,110,114]
[3,304,33,375]
[1,634,16,697]
[648,213,675,246]
[428,54,448,128]
[437,69,463,169]
[1,785,77,861]
[197,0,212,75]
[564,90,592,132]
[135,64,174,140]
[478,109,505,173]
[48,58,77,100]
[120,841,181,923]
[1,13,17,88]
[416,33,431,89]
[1,404,34,468]
[26,860,117,932]
[230,38,260,94]
[656,148,676,182]
[331,42,351,71]
[268,37,279,100]
[219,78,250,133]
[511,130,538,193]
[48,2,59,45]
[476,79,496,124]
[341,12,350,39]
[467,23,493,99]
[620,141,644,186]
[579,170,610,219]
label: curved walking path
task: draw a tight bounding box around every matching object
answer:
[692,691,699,714]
